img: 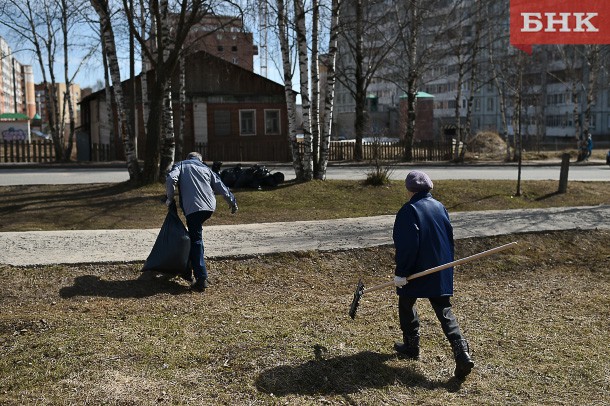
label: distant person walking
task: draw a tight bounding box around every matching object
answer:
[392,170,474,379]
[166,152,238,292]
[586,133,593,161]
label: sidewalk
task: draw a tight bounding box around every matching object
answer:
[1,205,608,267]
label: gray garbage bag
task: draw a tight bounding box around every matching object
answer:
[141,202,190,274]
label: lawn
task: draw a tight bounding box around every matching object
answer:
[0,179,609,232]
[0,231,608,405]
[0,178,609,404]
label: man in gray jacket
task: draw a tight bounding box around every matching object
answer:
[166,152,238,292]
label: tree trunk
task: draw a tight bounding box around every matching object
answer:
[157,0,176,180]
[101,28,116,159]
[294,0,313,180]
[310,0,320,178]
[353,0,365,161]
[316,0,341,180]
[61,0,75,162]
[276,0,304,180]
[176,53,186,161]
[92,0,141,182]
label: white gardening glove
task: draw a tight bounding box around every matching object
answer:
[394,276,408,287]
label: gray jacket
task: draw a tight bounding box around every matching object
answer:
[166,158,236,216]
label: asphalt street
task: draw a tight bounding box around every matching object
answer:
[0,161,609,185]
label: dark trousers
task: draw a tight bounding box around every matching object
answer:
[185,210,213,282]
[398,296,464,342]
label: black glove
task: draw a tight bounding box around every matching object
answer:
[231,203,238,214]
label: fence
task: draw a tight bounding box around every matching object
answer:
[299,140,452,162]
[0,140,56,163]
[0,139,452,164]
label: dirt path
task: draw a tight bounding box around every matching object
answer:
[1,205,609,266]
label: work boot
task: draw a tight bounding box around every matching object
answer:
[394,334,420,360]
[191,278,209,292]
[451,338,475,379]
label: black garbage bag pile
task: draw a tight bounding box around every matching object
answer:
[214,162,285,189]
[141,202,190,275]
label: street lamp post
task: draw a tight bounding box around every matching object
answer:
[516,65,523,197]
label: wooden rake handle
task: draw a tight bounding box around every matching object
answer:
[361,241,518,294]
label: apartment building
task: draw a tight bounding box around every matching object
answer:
[334,0,610,146]
[34,82,82,134]
[0,36,35,118]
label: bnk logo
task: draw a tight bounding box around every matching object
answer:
[510,0,610,53]
[521,12,598,33]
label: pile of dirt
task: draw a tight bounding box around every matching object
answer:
[468,131,508,159]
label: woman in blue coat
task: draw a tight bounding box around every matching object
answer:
[392,170,474,379]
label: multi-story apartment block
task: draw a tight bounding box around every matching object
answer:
[334,0,610,147]
[35,82,82,133]
[0,36,36,119]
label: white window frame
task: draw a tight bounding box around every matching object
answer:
[264,109,281,135]
[239,109,256,136]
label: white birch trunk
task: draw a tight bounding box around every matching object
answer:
[310,0,320,177]
[158,0,176,180]
[101,26,115,157]
[91,0,140,182]
[316,0,341,180]
[294,0,313,180]
[276,0,303,180]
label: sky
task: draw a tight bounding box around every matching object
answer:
[0,26,283,92]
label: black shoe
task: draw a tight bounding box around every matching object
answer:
[394,334,420,359]
[451,339,475,379]
[191,279,209,292]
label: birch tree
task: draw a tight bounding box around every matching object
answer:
[273,0,341,181]
[275,0,303,179]
[315,0,341,179]
[91,0,141,181]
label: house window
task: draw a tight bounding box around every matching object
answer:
[214,110,231,136]
[240,110,256,136]
[487,98,494,112]
[265,110,281,135]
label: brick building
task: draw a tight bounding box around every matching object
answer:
[80,51,289,162]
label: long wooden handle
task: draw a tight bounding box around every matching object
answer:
[361,241,518,294]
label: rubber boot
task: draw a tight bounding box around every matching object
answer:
[394,334,420,360]
[451,338,474,379]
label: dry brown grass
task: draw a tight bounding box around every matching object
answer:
[1,179,609,232]
[1,231,608,405]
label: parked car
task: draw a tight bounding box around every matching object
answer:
[31,130,51,140]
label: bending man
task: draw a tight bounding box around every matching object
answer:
[166,152,238,292]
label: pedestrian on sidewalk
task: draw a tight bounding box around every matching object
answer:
[392,170,474,379]
[166,152,238,292]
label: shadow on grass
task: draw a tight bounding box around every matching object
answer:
[535,191,562,201]
[255,349,463,398]
[59,274,190,299]
[445,194,502,211]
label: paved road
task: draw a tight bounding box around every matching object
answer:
[1,204,608,266]
[0,163,608,185]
